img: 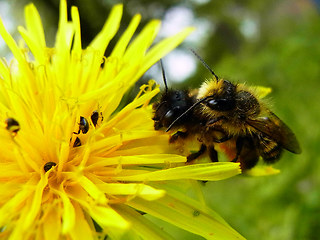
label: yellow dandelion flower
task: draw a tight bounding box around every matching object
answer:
[0,1,244,239]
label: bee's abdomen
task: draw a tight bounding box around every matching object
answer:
[258,135,282,163]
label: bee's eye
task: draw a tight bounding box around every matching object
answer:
[207,98,235,111]
[164,110,174,119]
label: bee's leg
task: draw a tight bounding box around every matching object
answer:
[211,129,232,143]
[208,146,218,162]
[169,131,188,143]
[200,146,218,185]
[235,136,260,170]
[213,134,232,143]
[232,137,244,162]
[187,144,207,162]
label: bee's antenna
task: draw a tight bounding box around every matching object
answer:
[166,96,209,132]
[160,59,168,94]
[190,48,219,82]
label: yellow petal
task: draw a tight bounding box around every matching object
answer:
[19,3,47,64]
[104,88,159,129]
[245,165,280,176]
[75,175,108,205]
[111,14,141,58]
[25,3,46,47]
[78,63,139,104]
[128,193,245,240]
[71,6,82,53]
[23,174,48,230]
[0,188,31,226]
[124,20,161,63]
[88,205,129,229]
[55,0,73,53]
[43,205,62,240]
[59,189,76,234]
[69,203,95,240]
[18,26,46,64]
[89,4,123,53]
[0,162,25,179]
[114,204,175,240]
[140,27,195,76]
[96,182,165,200]
[112,162,241,182]
[87,154,185,168]
[0,18,31,75]
[0,59,10,81]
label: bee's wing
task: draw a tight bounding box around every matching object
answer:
[247,112,301,154]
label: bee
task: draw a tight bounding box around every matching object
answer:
[153,51,301,170]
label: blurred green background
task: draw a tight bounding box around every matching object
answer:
[1,0,319,239]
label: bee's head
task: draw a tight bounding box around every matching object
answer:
[198,79,237,112]
[153,60,195,130]
[153,89,194,130]
[190,49,236,112]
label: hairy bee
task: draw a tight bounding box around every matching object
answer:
[153,52,301,170]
